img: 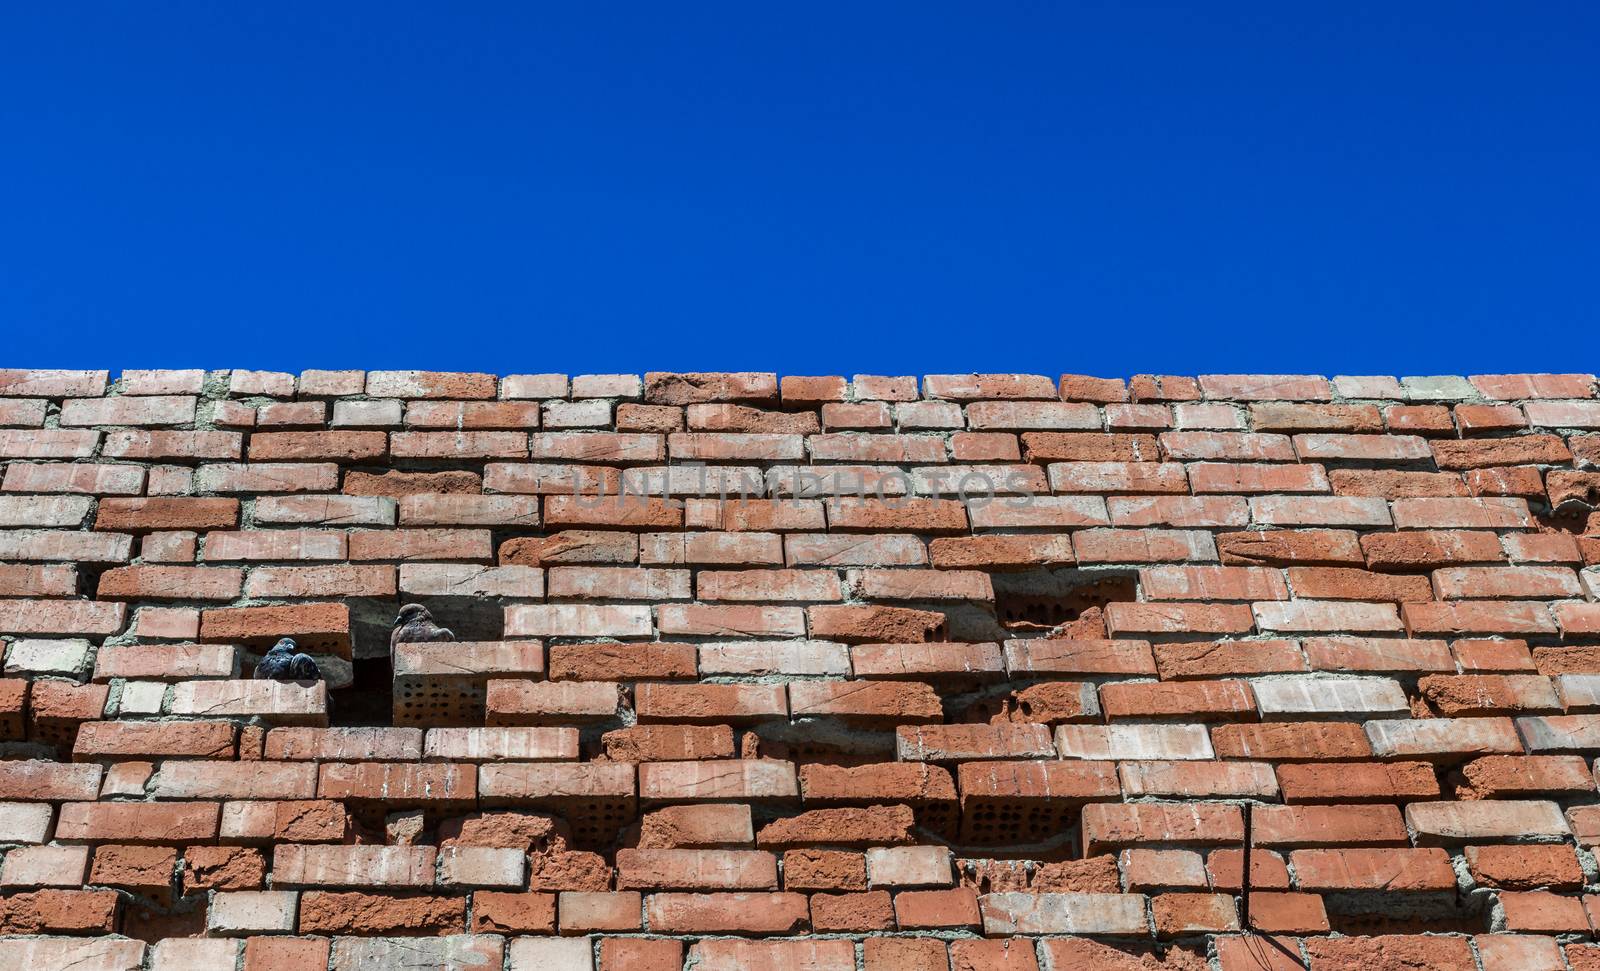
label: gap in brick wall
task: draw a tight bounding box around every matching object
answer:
[408,595,505,644]
[990,568,1139,640]
[329,656,395,727]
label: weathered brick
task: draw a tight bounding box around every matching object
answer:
[978,891,1149,935]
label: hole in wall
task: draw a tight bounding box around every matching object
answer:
[404,596,505,644]
[988,569,1139,639]
[329,656,395,727]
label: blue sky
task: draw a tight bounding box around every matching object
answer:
[1,3,1594,376]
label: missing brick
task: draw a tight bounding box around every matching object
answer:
[329,655,395,727]
[990,569,1139,639]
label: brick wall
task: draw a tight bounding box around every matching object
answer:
[1,367,1599,969]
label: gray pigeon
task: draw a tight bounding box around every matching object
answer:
[391,603,455,650]
[253,637,320,681]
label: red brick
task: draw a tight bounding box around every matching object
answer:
[1004,638,1156,676]
[244,937,329,971]
[195,462,340,493]
[800,762,956,804]
[617,403,685,432]
[958,760,1119,804]
[1141,565,1287,601]
[95,497,239,532]
[1105,403,1171,430]
[638,804,754,849]
[1199,374,1330,400]
[1215,936,1306,971]
[1082,802,1242,854]
[0,761,102,800]
[617,848,777,890]
[546,495,682,528]
[1503,531,1582,564]
[97,565,243,600]
[250,431,387,461]
[698,568,842,601]
[349,527,493,561]
[550,642,696,681]
[1152,892,1239,936]
[1100,680,1255,721]
[1459,755,1594,797]
[1556,603,1600,635]
[1162,431,1296,462]
[1330,469,1468,498]
[1254,402,1381,432]
[1433,565,1581,599]
[863,938,948,971]
[599,938,682,971]
[246,564,396,598]
[105,435,242,470]
[925,373,1056,400]
[1300,635,1454,673]
[1190,462,1330,493]
[1073,528,1215,563]
[0,599,125,636]
[487,680,623,725]
[0,369,106,396]
[808,604,946,642]
[1302,936,1475,971]
[1403,601,1557,637]
[1253,803,1411,848]
[1287,566,1432,602]
[1290,847,1456,891]
[0,680,28,740]
[636,683,784,723]
[1500,890,1589,932]
[57,802,219,843]
[781,375,848,402]
[1118,760,1277,799]
[366,370,497,398]
[1131,374,1202,401]
[645,372,778,404]
[1432,434,1571,469]
[318,762,474,807]
[561,891,643,932]
[1244,893,1328,934]
[1472,373,1595,399]
[1020,432,1159,462]
[2,462,146,495]
[1459,638,1536,672]
[183,845,264,892]
[646,891,808,933]
[469,891,556,933]
[1466,465,1546,499]
[1465,843,1584,890]
[687,939,855,971]
[685,498,825,531]
[897,724,1054,761]
[1206,848,1292,892]
[1211,722,1372,761]
[806,895,896,934]
[199,602,350,655]
[790,680,942,724]
[1218,529,1363,566]
[951,431,1020,460]
[0,564,78,597]
[638,760,795,802]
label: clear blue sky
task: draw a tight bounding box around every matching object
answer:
[2,3,1594,376]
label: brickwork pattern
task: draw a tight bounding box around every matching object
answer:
[1,368,1599,968]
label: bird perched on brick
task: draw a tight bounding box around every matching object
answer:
[391,603,455,649]
[253,637,320,681]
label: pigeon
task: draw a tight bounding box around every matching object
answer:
[391,603,455,650]
[253,637,320,681]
